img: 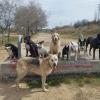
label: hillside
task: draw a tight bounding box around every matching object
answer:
[54,23,100,38]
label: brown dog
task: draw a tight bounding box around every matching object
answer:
[16,54,58,92]
[49,33,61,57]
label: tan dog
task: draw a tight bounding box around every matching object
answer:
[16,54,58,92]
[49,33,60,57]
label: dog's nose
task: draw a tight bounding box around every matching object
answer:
[53,63,57,67]
[81,47,84,49]
[55,38,58,40]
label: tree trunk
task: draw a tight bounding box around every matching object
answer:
[7,29,10,43]
[35,24,38,34]
[25,23,30,36]
[1,32,4,44]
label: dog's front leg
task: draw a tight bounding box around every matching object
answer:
[75,51,78,61]
[84,48,86,57]
[41,75,48,92]
[26,49,28,56]
[68,51,71,60]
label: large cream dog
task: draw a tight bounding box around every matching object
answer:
[49,32,60,57]
[16,54,58,92]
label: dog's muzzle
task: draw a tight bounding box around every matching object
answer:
[53,63,57,69]
[51,63,57,73]
[53,63,57,67]
[54,37,58,41]
[80,46,84,50]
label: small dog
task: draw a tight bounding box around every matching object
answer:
[36,40,48,58]
[62,42,79,61]
[5,43,18,60]
[49,32,60,58]
[62,44,69,60]
[16,54,58,92]
[78,38,86,56]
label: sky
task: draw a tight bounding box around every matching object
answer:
[22,0,100,28]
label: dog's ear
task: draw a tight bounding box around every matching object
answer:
[48,54,52,57]
[42,54,52,61]
[52,35,54,40]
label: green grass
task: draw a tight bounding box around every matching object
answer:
[26,75,100,89]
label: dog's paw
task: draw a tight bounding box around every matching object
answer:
[42,88,49,92]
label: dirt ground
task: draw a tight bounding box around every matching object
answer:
[0,33,100,100]
[0,82,100,100]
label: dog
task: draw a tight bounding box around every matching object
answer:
[36,40,48,58]
[86,36,94,53]
[78,38,86,56]
[78,38,86,50]
[62,42,79,61]
[49,32,60,58]
[88,33,100,59]
[24,36,39,57]
[5,43,18,60]
[16,54,58,92]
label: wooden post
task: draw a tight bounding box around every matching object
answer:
[18,33,23,59]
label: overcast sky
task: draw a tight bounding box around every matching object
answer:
[22,0,100,28]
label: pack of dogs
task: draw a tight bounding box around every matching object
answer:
[4,32,100,91]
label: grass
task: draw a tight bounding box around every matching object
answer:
[0,35,17,48]
[26,75,100,89]
[58,23,100,39]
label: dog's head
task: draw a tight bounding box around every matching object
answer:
[5,43,13,56]
[5,43,13,50]
[78,38,86,50]
[48,54,58,68]
[24,35,31,43]
[63,44,69,51]
[52,33,59,44]
[36,40,44,48]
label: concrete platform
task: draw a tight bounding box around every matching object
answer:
[0,57,100,80]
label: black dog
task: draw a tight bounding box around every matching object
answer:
[62,45,69,60]
[5,43,18,59]
[90,34,100,59]
[86,33,100,59]
[24,36,39,57]
[86,36,94,52]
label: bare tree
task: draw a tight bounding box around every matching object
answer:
[0,0,17,43]
[15,1,47,35]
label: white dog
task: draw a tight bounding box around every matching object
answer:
[69,42,79,61]
[16,54,58,92]
[49,32,60,57]
[62,42,79,61]
[36,40,48,58]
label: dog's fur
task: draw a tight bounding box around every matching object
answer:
[78,38,86,50]
[16,54,58,92]
[49,33,60,57]
[86,36,94,53]
[62,42,79,61]
[24,36,39,57]
[89,33,100,59]
[78,38,86,56]
[5,43,18,60]
[36,41,48,58]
